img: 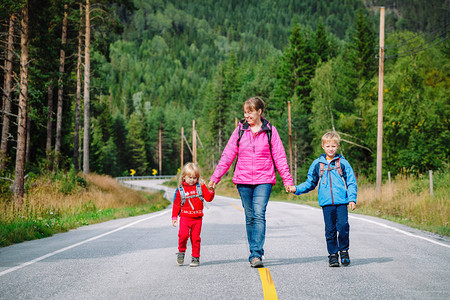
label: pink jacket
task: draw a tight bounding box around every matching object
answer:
[211,118,294,186]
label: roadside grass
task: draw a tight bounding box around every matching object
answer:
[0,172,170,247]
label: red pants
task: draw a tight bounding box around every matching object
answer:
[178,217,203,258]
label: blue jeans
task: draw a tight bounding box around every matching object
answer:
[237,184,272,262]
[322,204,350,254]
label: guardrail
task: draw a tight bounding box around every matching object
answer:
[116,175,176,181]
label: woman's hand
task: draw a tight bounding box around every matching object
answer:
[172,219,178,227]
[285,185,296,193]
[208,181,216,190]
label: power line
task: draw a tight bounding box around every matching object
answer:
[385,31,449,59]
[384,22,448,50]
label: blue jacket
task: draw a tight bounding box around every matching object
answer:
[294,154,357,206]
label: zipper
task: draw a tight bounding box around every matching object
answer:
[329,168,334,205]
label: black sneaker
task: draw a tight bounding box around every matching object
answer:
[190,256,200,267]
[250,257,264,268]
[328,253,340,267]
[176,252,185,266]
[340,251,350,266]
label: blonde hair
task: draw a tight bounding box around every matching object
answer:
[178,162,202,186]
[321,131,341,145]
[243,96,265,114]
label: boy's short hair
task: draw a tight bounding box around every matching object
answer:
[321,131,341,145]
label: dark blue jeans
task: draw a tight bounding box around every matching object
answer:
[237,184,272,262]
[322,204,350,255]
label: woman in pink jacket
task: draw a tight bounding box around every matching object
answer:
[208,96,294,268]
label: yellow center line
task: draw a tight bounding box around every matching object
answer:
[229,202,243,211]
[258,268,278,300]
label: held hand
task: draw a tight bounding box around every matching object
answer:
[285,185,296,193]
[172,219,178,227]
[349,202,356,211]
[208,181,216,190]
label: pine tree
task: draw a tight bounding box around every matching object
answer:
[314,18,330,63]
[348,9,377,82]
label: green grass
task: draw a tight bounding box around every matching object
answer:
[0,173,170,247]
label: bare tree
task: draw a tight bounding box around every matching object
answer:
[0,14,15,171]
[74,2,83,170]
[83,0,91,174]
[14,1,29,201]
[54,3,68,168]
[45,84,54,161]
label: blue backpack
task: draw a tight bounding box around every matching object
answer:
[173,183,205,213]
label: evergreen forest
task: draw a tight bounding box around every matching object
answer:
[0,0,449,199]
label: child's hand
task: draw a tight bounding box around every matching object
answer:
[208,181,216,190]
[349,202,356,211]
[172,219,178,227]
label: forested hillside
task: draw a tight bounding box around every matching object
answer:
[0,0,448,199]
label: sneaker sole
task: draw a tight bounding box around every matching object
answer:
[190,263,199,267]
[251,261,264,268]
[329,262,340,267]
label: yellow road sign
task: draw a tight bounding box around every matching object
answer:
[152,169,157,175]
[130,169,136,176]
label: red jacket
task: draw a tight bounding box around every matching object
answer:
[172,182,215,220]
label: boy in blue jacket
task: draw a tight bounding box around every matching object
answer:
[287,131,357,267]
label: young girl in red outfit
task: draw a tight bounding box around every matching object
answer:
[172,163,215,267]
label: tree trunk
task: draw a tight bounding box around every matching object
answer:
[55,4,68,169]
[14,2,29,202]
[83,0,91,174]
[46,84,54,161]
[74,2,83,170]
[25,113,31,163]
[0,14,15,171]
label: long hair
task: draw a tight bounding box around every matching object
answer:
[177,162,203,186]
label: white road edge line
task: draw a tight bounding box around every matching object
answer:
[0,210,170,277]
[281,202,450,249]
[349,215,450,249]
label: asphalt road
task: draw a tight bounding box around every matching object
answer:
[1,179,449,299]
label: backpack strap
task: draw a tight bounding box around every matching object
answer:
[235,120,274,169]
[195,183,205,202]
[318,158,347,190]
[179,186,187,207]
[335,159,347,190]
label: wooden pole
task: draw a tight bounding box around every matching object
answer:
[83,0,91,174]
[376,7,385,196]
[288,101,293,173]
[159,126,162,175]
[235,117,238,128]
[193,120,197,163]
[429,170,434,197]
[181,127,184,170]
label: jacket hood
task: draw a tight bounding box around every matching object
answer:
[239,117,271,131]
[318,153,345,164]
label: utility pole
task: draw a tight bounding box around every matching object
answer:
[376,7,385,196]
[159,126,162,175]
[181,127,184,169]
[193,120,197,163]
[288,101,293,173]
